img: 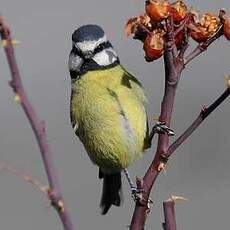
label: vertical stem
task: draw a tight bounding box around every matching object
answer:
[163,201,177,230]
[156,53,179,157]
[130,17,184,230]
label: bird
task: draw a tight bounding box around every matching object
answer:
[68,24,174,214]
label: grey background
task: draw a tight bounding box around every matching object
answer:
[0,0,229,229]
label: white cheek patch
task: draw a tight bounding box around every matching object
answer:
[75,34,107,53]
[93,48,118,66]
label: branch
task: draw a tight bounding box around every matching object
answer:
[184,25,224,65]
[129,13,228,228]
[166,87,230,158]
[0,161,49,195]
[0,16,75,230]
[130,17,184,230]
[163,200,177,230]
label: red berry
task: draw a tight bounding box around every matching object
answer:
[224,19,230,40]
[189,12,220,43]
[143,30,164,61]
[171,0,188,23]
[145,0,171,23]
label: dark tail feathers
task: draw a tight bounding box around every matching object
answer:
[99,169,123,215]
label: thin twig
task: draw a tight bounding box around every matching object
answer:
[0,161,49,195]
[184,25,224,65]
[0,16,75,230]
[166,88,230,158]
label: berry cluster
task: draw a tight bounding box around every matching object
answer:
[125,0,230,61]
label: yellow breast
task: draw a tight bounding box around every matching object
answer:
[71,65,147,173]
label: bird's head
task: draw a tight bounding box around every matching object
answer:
[69,24,119,77]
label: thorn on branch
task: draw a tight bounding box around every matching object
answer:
[163,195,187,230]
[226,75,230,89]
[1,39,8,47]
[201,105,208,113]
[47,189,65,213]
[0,39,20,47]
[158,162,167,173]
[168,195,189,203]
[158,154,169,172]
[14,93,22,104]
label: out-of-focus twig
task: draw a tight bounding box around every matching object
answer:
[0,16,75,230]
[0,162,49,195]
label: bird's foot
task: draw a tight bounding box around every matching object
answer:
[131,187,153,207]
[153,122,175,136]
[131,187,144,203]
[145,122,175,149]
[123,169,153,207]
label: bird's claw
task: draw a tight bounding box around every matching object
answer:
[131,187,144,203]
[154,122,175,136]
[131,187,153,207]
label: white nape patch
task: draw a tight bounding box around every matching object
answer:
[68,53,83,71]
[75,34,107,52]
[93,47,118,66]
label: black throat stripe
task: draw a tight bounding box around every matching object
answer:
[70,59,120,79]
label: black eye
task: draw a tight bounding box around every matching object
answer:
[98,44,103,50]
[72,44,84,57]
[94,44,104,54]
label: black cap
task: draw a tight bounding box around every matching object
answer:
[72,24,105,43]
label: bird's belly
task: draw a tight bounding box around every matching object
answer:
[77,110,142,173]
[80,133,135,173]
[71,74,146,173]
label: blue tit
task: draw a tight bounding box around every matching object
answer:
[69,24,148,214]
